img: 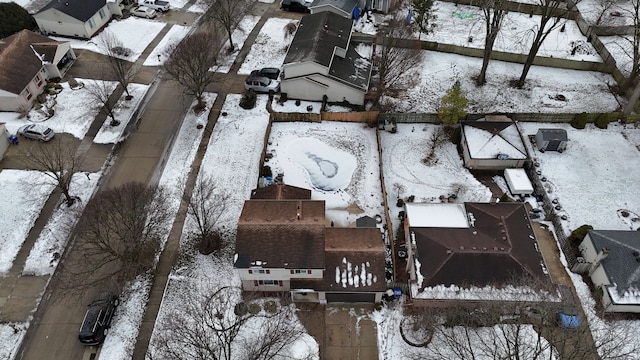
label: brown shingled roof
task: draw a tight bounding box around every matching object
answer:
[250,184,312,200]
[292,227,386,292]
[0,30,61,94]
[235,200,326,269]
[412,202,547,290]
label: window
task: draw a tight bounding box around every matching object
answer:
[22,88,32,100]
[99,8,106,19]
[291,269,311,274]
[249,269,270,274]
[257,280,281,286]
[88,18,95,28]
[34,74,43,87]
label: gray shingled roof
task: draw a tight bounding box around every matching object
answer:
[329,40,372,90]
[588,230,640,294]
[284,11,352,68]
[38,0,106,22]
[411,202,548,290]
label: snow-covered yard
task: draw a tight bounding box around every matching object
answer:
[266,122,384,227]
[519,122,640,233]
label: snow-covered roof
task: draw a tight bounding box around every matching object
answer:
[504,168,534,193]
[463,121,528,160]
[405,203,468,228]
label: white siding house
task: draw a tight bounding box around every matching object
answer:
[578,230,640,313]
[281,11,372,106]
[0,30,76,112]
[34,0,121,39]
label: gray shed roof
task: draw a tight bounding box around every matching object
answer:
[284,11,352,68]
[537,128,568,141]
[587,230,640,294]
[39,0,106,22]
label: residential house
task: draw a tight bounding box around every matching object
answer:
[460,116,529,170]
[281,11,373,106]
[578,230,640,313]
[34,0,123,39]
[403,202,552,305]
[234,184,386,303]
[535,128,568,152]
[0,30,76,112]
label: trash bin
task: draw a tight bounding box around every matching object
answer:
[9,134,18,145]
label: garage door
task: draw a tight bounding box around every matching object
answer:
[325,292,375,303]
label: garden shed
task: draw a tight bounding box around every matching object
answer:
[504,168,533,196]
[535,128,568,152]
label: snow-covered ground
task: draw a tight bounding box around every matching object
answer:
[519,122,640,233]
[143,25,191,66]
[385,50,620,113]
[238,17,297,75]
[266,122,384,227]
[427,1,600,61]
[53,18,166,62]
[0,79,148,142]
[216,15,262,73]
[0,170,55,274]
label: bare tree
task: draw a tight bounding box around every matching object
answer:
[163,31,224,109]
[20,138,82,206]
[66,182,170,290]
[98,30,136,98]
[201,0,251,52]
[184,175,230,255]
[149,286,311,360]
[515,0,571,88]
[594,0,619,25]
[423,127,446,165]
[616,0,640,94]
[376,18,424,105]
[85,80,119,126]
[477,0,508,86]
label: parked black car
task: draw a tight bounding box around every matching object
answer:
[250,67,281,80]
[281,0,311,13]
[78,292,119,345]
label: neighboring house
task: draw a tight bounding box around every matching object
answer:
[403,202,551,305]
[460,116,529,170]
[34,0,123,39]
[578,230,640,313]
[281,11,373,106]
[234,184,386,303]
[0,30,76,112]
[535,128,568,152]
[309,0,361,18]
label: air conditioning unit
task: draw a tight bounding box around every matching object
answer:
[577,257,585,263]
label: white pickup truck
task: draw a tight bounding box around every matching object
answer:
[139,0,170,12]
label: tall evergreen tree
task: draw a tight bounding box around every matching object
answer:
[0,3,36,38]
[438,81,468,125]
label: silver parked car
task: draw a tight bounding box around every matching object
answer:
[131,5,157,19]
[17,124,55,142]
[244,75,280,93]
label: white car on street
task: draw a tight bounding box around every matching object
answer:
[131,6,157,19]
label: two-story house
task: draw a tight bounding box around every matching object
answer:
[234,184,386,303]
